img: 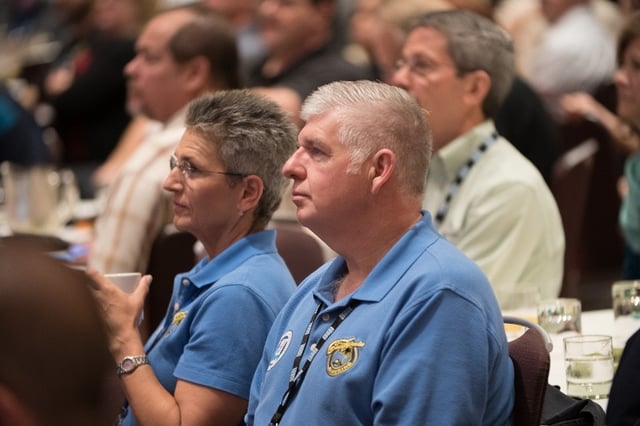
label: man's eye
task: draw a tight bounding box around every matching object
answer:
[308,146,324,156]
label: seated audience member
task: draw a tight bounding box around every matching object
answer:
[0,242,117,426]
[37,0,147,197]
[348,0,453,82]
[201,0,267,84]
[246,80,514,425]
[607,327,640,425]
[0,82,51,165]
[88,3,239,274]
[88,89,298,425]
[392,10,565,302]
[247,0,376,122]
[349,0,560,184]
[522,0,616,121]
[561,11,640,279]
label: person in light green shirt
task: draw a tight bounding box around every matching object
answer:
[392,10,565,302]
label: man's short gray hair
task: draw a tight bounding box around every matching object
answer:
[301,80,432,196]
[408,10,515,119]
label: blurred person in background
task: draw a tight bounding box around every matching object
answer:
[0,242,118,426]
[37,0,155,198]
[521,0,617,121]
[201,0,266,84]
[349,0,559,184]
[608,325,640,425]
[561,11,640,280]
[0,82,51,165]
[247,0,376,124]
[348,0,453,83]
[87,3,239,274]
[392,10,564,302]
[88,89,297,426]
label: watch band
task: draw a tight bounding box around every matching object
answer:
[117,355,149,377]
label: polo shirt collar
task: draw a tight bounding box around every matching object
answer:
[312,212,440,306]
[178,229,277,289]
[432,120,496,183]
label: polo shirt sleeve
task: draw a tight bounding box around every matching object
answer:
[372,288,513,425]
[174,283,278,399]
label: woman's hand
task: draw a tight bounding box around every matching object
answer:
[560,92,604,123]
[86,269,152,356]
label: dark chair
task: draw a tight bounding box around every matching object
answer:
[503,315,553,426]
[272,221,326,284]
[144,227,197,337]
[551,138,599,298]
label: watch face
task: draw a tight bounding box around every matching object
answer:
[122,358,135,372]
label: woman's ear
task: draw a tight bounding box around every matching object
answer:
[238,175,264,213]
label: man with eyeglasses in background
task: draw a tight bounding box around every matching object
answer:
[391,10,565,304]
[88,3,239,275]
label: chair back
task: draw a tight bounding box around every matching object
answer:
[145,227,197,335]
[551,138,598,298]
[504,315,552,426]
[272,221,325,284]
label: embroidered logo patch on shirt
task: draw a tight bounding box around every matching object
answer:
[268,331,292,371]
[163,310,187,337]
[326,337,365,376]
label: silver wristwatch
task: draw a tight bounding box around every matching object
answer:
[117,355,149,377]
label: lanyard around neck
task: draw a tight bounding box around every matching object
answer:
[269,300,359,425]
[434,131,498,225]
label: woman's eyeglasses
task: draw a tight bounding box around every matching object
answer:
[169,154,246,179]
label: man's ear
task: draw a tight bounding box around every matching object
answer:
[462,69,491,109]
[238,175,264,213]
[181,56,211,93]
[369,149,395,194]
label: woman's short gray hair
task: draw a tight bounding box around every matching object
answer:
[301,80,432,196]
[185,90,298,227]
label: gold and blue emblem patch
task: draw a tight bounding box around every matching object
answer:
[163,310,187,337]
[326,337,365,376]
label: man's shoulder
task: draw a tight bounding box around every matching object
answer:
[479,139,549,188]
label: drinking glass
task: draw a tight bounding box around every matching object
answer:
[611,280,640,368]
[564,335,614,400]
[0,162,78,235]
[537,298,582,334]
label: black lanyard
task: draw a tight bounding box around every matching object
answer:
[435,131,498,225]
[269,301,359,425]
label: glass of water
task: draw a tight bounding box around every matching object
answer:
[538,298,582,334]
[564,335,614,400]
[612,280,640,368]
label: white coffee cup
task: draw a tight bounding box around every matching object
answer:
[105,272,141,293]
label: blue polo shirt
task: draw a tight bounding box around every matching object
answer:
[246,213,514,425]
[121,230,296,426]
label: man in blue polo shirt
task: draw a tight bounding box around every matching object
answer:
[245,80,514,425]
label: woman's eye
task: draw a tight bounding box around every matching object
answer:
[183,161,198,173]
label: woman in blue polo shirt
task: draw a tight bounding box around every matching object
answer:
[88,90,298,425]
